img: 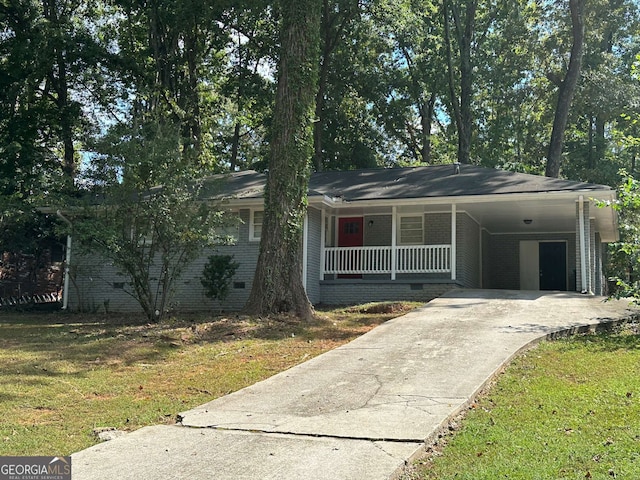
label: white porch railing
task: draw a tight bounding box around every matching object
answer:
[323,245,451,275]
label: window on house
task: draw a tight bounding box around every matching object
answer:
[399,215,423,245]
[129,224,153,247]
[217,216,240,245]
[250,210,264,241]
[216,213,242,245]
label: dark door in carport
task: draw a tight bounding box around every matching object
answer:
[539,242,567,291]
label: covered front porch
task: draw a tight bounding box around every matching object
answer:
[314,202,472,289]
[307,191,615,305]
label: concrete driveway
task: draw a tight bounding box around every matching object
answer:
[72,290,638,480]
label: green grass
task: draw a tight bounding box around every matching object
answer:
[409,323,640,480]
[0,302,419,456]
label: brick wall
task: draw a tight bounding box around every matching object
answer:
[175,208,260,311]
[457,213,481,288]
[482,230,491,288]
[484,232,577,291]
[70,208,261,313]
[305,207,322,304]
[424,212,450,244]
[364,215,392,246]
[68,253,145,313]
[319,280,460,304]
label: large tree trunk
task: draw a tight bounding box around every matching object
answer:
[443,0,476,165]
[545,0,585,178]
[313,0,357,172]
[43,0,75,188]
[243,0,320,319]
[419,92,437,164]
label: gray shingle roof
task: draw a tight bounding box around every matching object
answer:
[203,165,612,202]
[309,165,612,200]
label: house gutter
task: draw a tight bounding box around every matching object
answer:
[309,189,614,209]
[56,210,72,310]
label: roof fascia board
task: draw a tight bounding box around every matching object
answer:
[225,194,330,209]
[322,189,616,208]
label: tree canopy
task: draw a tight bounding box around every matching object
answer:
[2,0,640,315]
[1,0,638,185]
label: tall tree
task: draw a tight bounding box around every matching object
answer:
[244,0,320,319]
[217,1,276,171]
[313,0,362,171]
[0,0,104,195]
[108,0,229,169]
[545,0,586,178]
[370,0,443,166]
[443,0,478,164]
[472,0,547,172]
[561,0,640,183]
[309,3,385,170]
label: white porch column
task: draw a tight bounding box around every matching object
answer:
[577,196,592,294]
[302,213,308,290]
[391,206,397,280]
[319,208,326,281]
[451,203,457,281]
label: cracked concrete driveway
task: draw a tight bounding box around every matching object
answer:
[72,290,638,480]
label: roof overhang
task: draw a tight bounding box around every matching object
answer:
[311,189,619,243]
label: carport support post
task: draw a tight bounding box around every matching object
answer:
[577,196,591,294]
[451,204,457,281]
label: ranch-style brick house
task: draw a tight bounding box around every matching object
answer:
[65,164,619,312]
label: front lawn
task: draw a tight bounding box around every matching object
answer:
[0,303,418,456]
[406,323,640,480]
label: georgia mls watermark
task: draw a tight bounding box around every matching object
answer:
[0,457,71,480]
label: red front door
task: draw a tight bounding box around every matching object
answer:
[338,217,363,278]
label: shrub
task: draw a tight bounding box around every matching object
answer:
[200,255,239,303]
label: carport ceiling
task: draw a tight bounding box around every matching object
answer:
[455,196,617,241]
[458,198,577,234]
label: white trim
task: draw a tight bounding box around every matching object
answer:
[249,209,263,242]
[391,207,397,280]
[301,189,617,209]
[479,225,483,288]
[451,204,457,281]
[579,196,588,293]
[486,230,576,236]
[225,189,616,211]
